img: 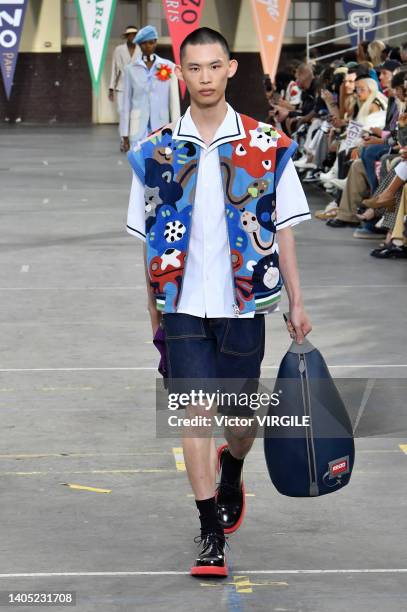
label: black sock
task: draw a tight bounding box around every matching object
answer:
[221,449,244,485]
[195,496,224,537]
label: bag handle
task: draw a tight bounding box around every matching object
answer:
[283,312,315,354]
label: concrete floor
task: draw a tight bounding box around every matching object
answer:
[1,124,407,612]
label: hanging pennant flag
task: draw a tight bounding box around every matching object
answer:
[250,0,291,81]
[342,0,382,45]
[162,0,205,98]
[74,0,117,94]
[0,0,29,99]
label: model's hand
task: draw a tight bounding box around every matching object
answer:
[286,305,312,344]
[122,136,130,152]
[108,89,114,102]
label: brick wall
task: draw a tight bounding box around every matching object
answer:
[0,47,92,123]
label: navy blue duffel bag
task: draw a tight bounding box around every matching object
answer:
[263,337,355,497]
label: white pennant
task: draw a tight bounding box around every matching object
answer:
[74,0,117,93]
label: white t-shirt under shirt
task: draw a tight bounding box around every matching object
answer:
[126,105,311,318]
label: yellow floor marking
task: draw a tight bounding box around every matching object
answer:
[61,483,111,493]
[399,445,407,454]
[234,576,253,593]
[172,447,186,471]
[201,577,288,591]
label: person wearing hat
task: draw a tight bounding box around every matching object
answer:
[109,26,142,152]
[120,25,180,151]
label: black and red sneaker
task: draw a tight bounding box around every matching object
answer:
[215,443,246,534]
[190,531,228,577]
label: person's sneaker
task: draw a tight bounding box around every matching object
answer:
[215,444,246,534]
[319,167,337,182]
[190,531,228,577]
[294,155,315,169]
[303,169,320,183]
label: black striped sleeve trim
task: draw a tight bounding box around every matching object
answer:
[126,224,146,238]
[275,212,311,227]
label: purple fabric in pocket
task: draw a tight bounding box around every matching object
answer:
[153,326,168,379]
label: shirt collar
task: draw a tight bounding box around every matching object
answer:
[132,54,159,68]
[172,103,246,152]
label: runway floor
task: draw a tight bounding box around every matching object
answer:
[1,124,407,611]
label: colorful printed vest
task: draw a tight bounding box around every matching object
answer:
[128,114,297,315]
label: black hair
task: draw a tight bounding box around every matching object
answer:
[332,71,346,94]
[180,27,230,62]
[389,47,402,62]
[392,71,407,88]
[355,73,371,82]
[275,71,294,94]
[343,50,358,63]
[350,65,369,78]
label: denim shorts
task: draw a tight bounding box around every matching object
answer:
[162,313,265,415]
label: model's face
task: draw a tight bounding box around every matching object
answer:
[379,69,392,88]
[175,43,237,107]
[344,72,356,94]
[395,85,406,101]
[356,81,370,101]
[140,39,157,56]
[125,33,135,45]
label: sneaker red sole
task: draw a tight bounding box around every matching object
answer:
[190,564,228,577]
[215,444,246,535]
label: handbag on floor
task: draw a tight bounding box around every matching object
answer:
[264,335,355,497]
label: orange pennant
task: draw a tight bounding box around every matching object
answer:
[250,0,291,80]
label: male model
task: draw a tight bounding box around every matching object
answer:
[120,25,180,150]
[126,28,312,577]
[109,25,141,152]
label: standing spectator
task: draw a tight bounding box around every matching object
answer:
[120,25,180,151]
[109,26,141,152]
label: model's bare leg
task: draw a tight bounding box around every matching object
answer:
[224,420,258,459]
[182,403,218,500]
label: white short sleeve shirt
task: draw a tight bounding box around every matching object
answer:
[126,105,311,317]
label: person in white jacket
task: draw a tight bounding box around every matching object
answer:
[120,25,181,151]
[109,26,141,151]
